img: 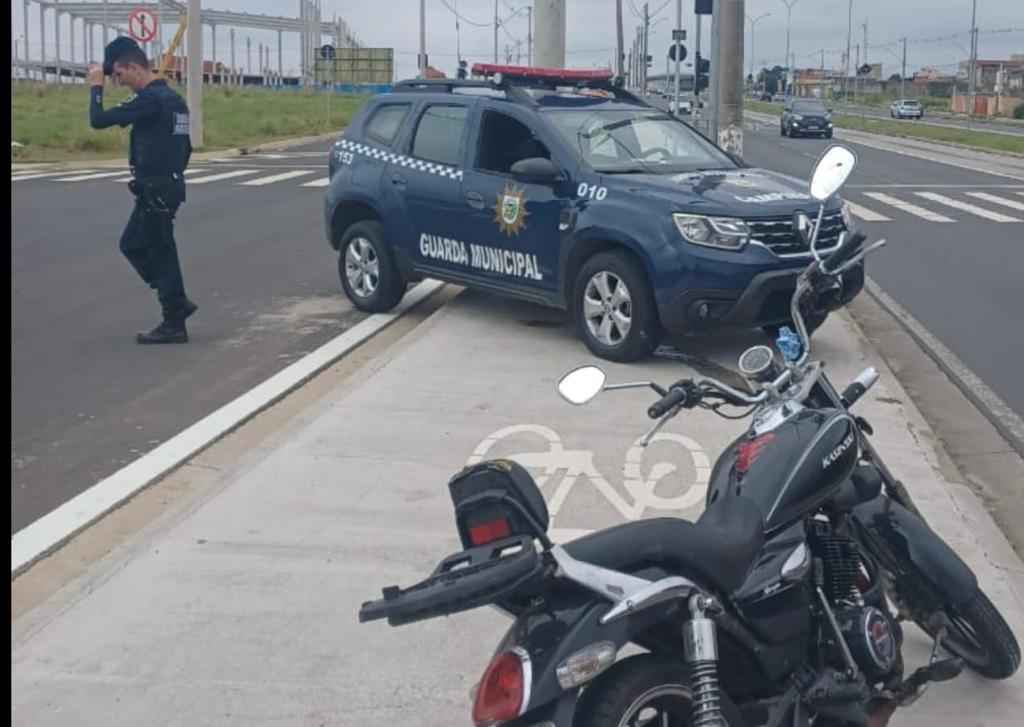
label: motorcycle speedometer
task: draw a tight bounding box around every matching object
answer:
[739,345,780,383]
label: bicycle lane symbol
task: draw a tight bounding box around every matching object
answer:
[466,424,710,537]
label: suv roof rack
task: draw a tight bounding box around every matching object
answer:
[390,64,643,105]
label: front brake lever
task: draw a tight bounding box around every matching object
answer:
[639,405,681,447]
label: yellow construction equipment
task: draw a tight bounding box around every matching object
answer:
[158,15,188,80]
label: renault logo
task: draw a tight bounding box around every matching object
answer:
[793,212,813,244]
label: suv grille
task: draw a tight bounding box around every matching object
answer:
[746,210,846,257]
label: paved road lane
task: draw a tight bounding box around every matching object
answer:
[11,142,360,533]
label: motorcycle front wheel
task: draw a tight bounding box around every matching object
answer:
[575,654,745,727]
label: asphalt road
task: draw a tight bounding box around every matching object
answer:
[735,114,1024,422]
[11,143,359,533]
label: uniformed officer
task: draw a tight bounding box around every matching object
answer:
[88,37,197,344]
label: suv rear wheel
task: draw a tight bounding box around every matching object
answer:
[337,220,406,313]
[573,251,662,362]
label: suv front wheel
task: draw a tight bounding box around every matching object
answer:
[337,220,406,313]
[573,251,662,362]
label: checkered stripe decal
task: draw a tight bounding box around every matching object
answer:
[337,138,464,181]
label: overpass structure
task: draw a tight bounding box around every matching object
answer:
[14,0,361,86]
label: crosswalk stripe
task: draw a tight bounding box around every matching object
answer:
[301,177,331,187]
[187,169,261,184]
[863,192,955,222]
[12,169,99,181]
[845,201,890,222]
[966,192,1024,212]
[239,169,316,186]
[53,171,128,182]
[914,192,1020,223]
[108,168,211,183]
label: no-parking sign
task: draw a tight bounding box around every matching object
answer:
[128,8,158,43]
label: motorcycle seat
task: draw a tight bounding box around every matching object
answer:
[562,496,765,595]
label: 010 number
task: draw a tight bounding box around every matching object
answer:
[577,183,608,201]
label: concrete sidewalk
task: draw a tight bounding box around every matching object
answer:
[12,290,1024,726]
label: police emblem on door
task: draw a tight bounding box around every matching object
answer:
[494,183,529,236]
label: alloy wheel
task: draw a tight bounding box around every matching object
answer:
[345,237,380,298]
[583,271,633,347]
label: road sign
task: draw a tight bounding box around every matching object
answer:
[668,44,687,62]
[320,44,335,60]
[695,0,713,15]
[672,29,687,42]
[127,8,157,43]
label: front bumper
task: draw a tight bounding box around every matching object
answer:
[789,119,833,134]
[658,261,865,333]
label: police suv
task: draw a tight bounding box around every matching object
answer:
[324,64,862,362]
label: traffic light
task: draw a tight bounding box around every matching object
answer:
[695,53,710,92]
[457,59,468,80]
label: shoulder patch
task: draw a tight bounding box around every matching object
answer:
[119,93,138,106]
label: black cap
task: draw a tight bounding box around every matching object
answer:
[103,37,143,76]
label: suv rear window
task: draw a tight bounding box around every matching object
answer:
[411,105,469,166]
[365,104,411,144]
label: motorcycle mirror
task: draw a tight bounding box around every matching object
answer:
[557,365,607,406]
[809,145,857,201]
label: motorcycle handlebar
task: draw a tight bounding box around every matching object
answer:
[647,385,692,418]
[821,230,867,274]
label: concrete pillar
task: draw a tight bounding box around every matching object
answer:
[277,29,282,85]
[186,0,202,146]
[712,0,745,154]
[55,2,62,84]
[533,0,566,68]
[211,24,217,83]
[39,4,46,82]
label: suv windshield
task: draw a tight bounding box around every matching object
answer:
[792,100,827,114]
[542,108,737,174]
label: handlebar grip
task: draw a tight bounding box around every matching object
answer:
[822,230,867,273]
[648,386,690,419]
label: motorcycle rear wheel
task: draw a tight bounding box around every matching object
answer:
[575,654,744,727]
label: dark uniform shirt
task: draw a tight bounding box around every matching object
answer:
[89,79,193,177]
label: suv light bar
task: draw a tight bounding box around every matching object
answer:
[471,63,615,84]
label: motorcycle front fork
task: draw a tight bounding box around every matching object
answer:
[684,594,726,727]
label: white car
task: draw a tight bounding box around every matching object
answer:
[669,98,693,115]
[890,99,923,119]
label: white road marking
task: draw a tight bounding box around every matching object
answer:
[13,169,99,181]
[846,201,891,222]
[863,192,955,222]
[53,170,130,182]
[187,169,261,184]
[239,169,317,186]
[965,192,1024,212]
[109,168,210,183]
[914,192,1020,223]
[301,177,331,187]
[10,280,447,576]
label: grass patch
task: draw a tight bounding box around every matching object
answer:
[11,82,369,163]
[743,99,1024,156]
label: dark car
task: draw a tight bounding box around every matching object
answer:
[324,65,860,362]
[781,98,834,138]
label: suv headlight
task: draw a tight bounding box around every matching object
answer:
[841,201,855,231]
[792,114,804,121]
[673,214,750,250]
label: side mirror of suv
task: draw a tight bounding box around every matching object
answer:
[510,157,564,185]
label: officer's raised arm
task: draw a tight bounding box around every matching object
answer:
[88,65,159,129]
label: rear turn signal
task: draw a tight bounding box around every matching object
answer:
[472,648,528,726]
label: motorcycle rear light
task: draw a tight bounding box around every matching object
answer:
[469,517,511,546]
[472,649,528,726]
[555,641,617,689]
[736,432,775,474]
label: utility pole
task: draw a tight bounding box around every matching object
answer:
[967,0,977,128]
[22,0,28,81]
[230,28,236,85]
[278,29,283,85]
[854,43,859,101]
[713,0,745,153]
[901,37,907,99]
[616,0,624,77]
[527,6,532,65]
[747,12,770,84]
[694,11,702,125]
[55,0,62,85]
[247,36,251,76]
[419,0,426,77]
[186,0,202,147]
[103,0,109,45]
[534,0,567,68]
[673,0,682,112]
[642,2,649,93]
[780,0,797,95]
[844,0,852,104]
[494,0,499,63]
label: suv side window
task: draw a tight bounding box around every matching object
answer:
[365,104,411,145]
[476,110,551,175]
[411,104,469,166]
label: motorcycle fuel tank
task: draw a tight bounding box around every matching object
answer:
[707,408,859,535]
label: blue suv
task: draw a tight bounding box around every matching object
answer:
[324,66,862,362]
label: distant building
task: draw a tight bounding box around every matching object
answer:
[958,58,1024,93]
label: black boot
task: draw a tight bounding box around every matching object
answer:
[136,320,188,344]
[182,299,199,320]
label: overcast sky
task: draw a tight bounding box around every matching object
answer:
[12,1,1024,80]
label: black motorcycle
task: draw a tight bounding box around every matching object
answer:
[359,146,1019,726]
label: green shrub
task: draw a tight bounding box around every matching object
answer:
[1014,104,1024,120]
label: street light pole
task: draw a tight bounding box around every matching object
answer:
[746,12,770,83]
[844,0,853,104]
[780,0,798,95]
[967,0,977,128]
